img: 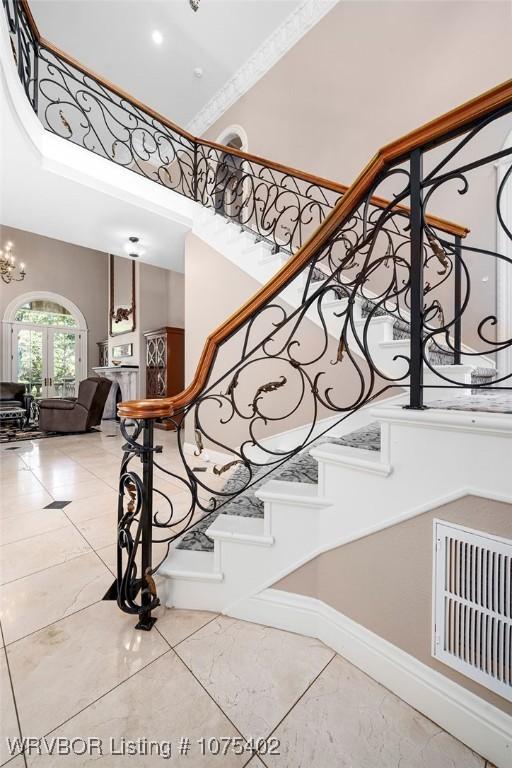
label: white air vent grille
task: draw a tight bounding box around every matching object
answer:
[433,520,512,701]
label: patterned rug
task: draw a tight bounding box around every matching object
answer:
[176,423,381,553]
[429,393,512,413]
[0,425,99,444]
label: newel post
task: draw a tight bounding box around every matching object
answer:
[135,418,158,631]
[407,148,426,409]
[453,234,462,365]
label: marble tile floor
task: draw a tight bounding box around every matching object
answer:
[0,421,497,767]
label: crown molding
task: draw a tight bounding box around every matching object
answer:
[187,0,340,136]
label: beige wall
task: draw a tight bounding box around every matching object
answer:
[0,225,108,372]
[205,1,512,184]
[205,1,512,352]
[0,226,184,397]
[276,494,512,714]
[108,259,185,396]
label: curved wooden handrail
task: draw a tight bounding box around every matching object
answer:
[18,0,467,238]
[118,77,512,419]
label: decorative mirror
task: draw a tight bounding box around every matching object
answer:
[110,254,136,336]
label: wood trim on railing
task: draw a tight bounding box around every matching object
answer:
[17,0,467,238]
[118,77,512,419]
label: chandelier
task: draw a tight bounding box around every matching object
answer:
[189,0,200,11]
[1,241,26,284]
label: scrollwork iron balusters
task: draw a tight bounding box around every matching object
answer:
[1,1,342,251]
[37,46,196,199]
[3,0,37,110]
[194,143,343,253]
[110,105,511,627]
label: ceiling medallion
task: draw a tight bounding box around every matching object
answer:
[189,0,200,11]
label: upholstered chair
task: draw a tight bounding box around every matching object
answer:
[0,382,33,420]
[38,376,111,433]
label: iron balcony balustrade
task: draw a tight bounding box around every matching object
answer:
[3,0,466,256]
[3,1,511,630]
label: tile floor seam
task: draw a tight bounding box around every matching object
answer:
[0,519,73,549]
[263,652,337,743]
[171,613,221,649]
[244,755,268,768]
[2,590,105,648]
[26,647,174,742]
[0,623,28,768]
[0,551,96,589]
[34,472,119,582]
[172,644,250,743]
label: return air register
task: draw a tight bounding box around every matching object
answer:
[433,520,511,701]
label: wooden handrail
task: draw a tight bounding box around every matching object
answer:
[17,0,466,238]
[118,77,512,419]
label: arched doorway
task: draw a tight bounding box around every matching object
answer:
[2,291,88,398]
[214,126,248,220]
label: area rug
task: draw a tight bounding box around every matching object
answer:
[0,425,99,444]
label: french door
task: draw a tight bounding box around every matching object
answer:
[13,325,79,398]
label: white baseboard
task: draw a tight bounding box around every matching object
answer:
[229,589,512,768]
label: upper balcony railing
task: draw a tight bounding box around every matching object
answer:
[3,0,467,255]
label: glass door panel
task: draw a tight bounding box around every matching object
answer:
[49,330,78,398]
[16,327,45,397]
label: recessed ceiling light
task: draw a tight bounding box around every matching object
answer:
[152,30,163,45]
[194,67,203,79]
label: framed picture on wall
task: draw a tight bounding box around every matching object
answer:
[112,343,133,359]
[110,254,136,336]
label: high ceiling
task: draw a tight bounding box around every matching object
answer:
[30,0,302,131]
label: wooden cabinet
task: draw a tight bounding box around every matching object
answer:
[144,327,184,429]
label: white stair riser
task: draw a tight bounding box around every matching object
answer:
[161,410,512,613]
[317,421,511,545]
[162,503,319,611]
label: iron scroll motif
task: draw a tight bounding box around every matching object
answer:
[3,0,38,110]
[109,106,511,627]
[2,0,342,254]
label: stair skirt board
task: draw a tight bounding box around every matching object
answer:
[228,589,511,768]
[214,487,512,608]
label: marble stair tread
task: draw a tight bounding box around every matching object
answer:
[157,548,220,581]
[206,514,272,544]
[176,422,381,553]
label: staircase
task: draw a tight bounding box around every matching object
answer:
[3,0,511,633]
[158,399,512,612]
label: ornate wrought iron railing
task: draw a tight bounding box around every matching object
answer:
[3,2,511,630]
[2,0,465,254]
[113,83,511,629]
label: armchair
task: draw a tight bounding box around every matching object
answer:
[38,377,112,433]
[0,382,33,422]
